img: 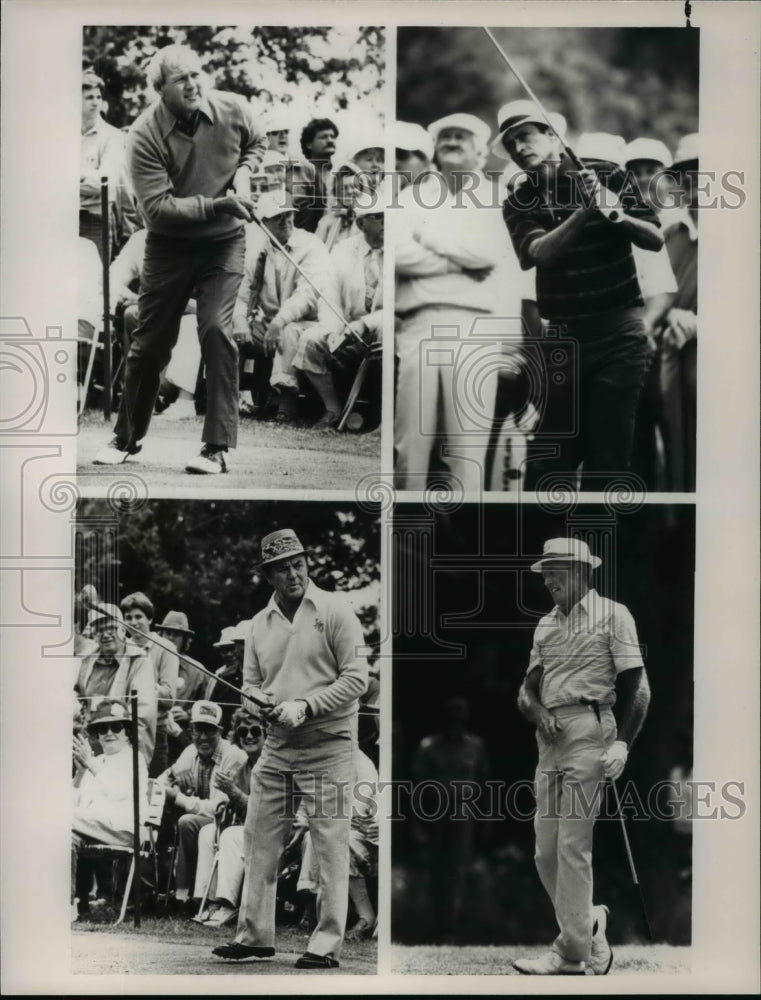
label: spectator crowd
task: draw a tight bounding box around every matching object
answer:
[72,585,380,942]
[392,110,698,494]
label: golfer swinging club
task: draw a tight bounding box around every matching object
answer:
[514,538,650,975]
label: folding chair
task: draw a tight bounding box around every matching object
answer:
[77,778,167,925]
[337,342,382,432]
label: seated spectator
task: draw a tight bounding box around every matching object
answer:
[109,228,200,421]
[120,592,179,777]
[76,603,157,764]
[315,161,361,251]
[294,205,383,427]
[233,192,330,423]
[156,610,208,760]
[193,708,266,926]
[71,698,147,920]
[158,701,248,912]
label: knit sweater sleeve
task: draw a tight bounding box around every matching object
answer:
[303,596,368,718]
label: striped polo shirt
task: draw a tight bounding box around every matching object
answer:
[503,161,660,321]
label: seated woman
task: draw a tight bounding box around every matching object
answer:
[192,708,265,926]
[71,698,147,918]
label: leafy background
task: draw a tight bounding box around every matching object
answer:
[397,27,699,170]
[83,24,385,147]
[75,499,380,667]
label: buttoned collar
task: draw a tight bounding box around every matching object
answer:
[548,588,602,625]
[155,94,215,140]
[265,578,324,621]
[82,117,109,138]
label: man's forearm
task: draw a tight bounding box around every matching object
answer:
[615,668,651,746]
[526,209,590,266]
[621,215,664,252]
[517,679,543,726]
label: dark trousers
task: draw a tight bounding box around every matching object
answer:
[149,721,169,778]
[80,210,110,264]
[526,308,648,492]
[114,230,245,449]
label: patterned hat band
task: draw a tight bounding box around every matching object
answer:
[259,529,308,565]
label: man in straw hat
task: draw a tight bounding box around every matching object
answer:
[513,537,650,975]
[212,528,368,969]
[498,101,664,490]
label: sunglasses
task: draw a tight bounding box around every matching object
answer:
[89,722,125,735]
[236,725,263,739]
[190,723,219,736]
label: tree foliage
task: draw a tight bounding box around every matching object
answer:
[83,24,385,130]
[75,499,380,667]
[397,27,698,168]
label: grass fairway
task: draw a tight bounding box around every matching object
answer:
[390,942,691,976]
[72,915,376,975]
[76,410,380,490]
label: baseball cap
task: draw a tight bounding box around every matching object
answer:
[190,701,223,728]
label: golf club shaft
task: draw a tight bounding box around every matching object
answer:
[612,781,654,940]
[483,27,585,171]
[249,214,366,344]
[82,599,270,710]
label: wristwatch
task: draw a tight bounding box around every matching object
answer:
[297,699,313,720]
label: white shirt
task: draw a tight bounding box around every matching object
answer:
[394,171,526,318]
[528,589,644,709]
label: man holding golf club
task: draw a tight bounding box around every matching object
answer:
[93,43,268,474]
[493,75,663,488]
[212,528,368,969]
[514,537,650,975]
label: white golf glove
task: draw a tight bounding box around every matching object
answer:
[602,740,628,780]
[270,700,308,729]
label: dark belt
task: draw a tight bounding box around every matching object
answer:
[579,697,601,722]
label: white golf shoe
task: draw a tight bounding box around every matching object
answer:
[185,445,228,474]
[93,437,141,465]
[589,904,613,975]
[513,951,585,975]
[155,398,197,421]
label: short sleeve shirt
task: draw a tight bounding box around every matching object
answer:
[528,589,643,709]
